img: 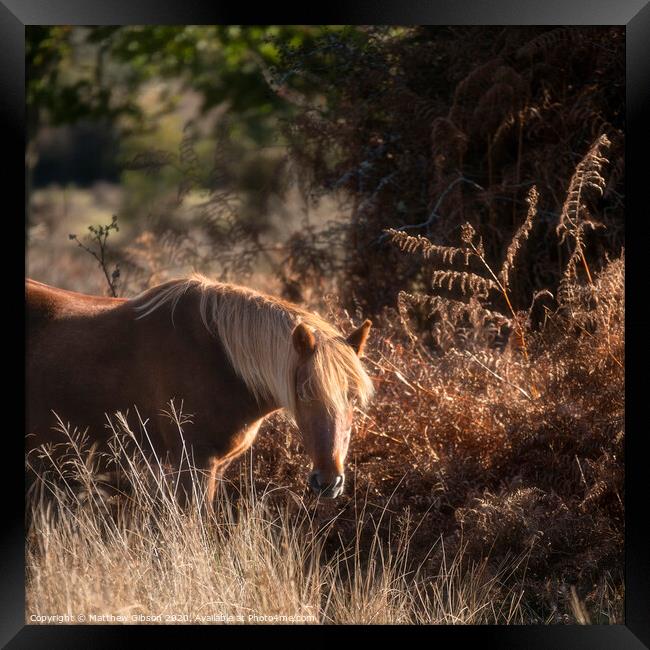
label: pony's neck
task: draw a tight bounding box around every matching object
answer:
[133,277,307,417]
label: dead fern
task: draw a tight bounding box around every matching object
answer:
[557,133,610,294]
[388,184,542,383]
[499,186,539,288]
[431,269,499,298]
[386,229,473,265]
[516,27,586,60]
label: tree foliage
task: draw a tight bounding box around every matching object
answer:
[27,25,336,144]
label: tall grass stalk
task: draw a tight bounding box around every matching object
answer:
[26,415,529,625]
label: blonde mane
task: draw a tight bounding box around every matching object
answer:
[131,275,374,418]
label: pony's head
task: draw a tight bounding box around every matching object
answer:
[291,319,373,498]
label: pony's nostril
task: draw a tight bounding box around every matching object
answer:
[309,471,345,496]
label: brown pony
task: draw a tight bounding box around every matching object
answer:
[26,275,373,502]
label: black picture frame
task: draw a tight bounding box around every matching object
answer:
[4,2,648,647]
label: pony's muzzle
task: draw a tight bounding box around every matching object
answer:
[309,471,345,498]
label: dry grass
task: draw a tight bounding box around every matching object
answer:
[26,415,529,625]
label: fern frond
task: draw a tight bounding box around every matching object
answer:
[499,186,538,289]
[556,134,610,244]
[431,270,499,298]
[557,134,610,288]
[386,229,473,265]
[516,28,584,59]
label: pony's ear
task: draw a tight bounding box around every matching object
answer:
[346,319,372,357]
[292,322,316,358]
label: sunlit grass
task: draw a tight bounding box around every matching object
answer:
[26,413,531,625]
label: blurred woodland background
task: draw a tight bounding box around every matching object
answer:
[26,25,623,309]
[26,26,625,624]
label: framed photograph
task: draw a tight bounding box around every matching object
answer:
[3,1,648,647]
